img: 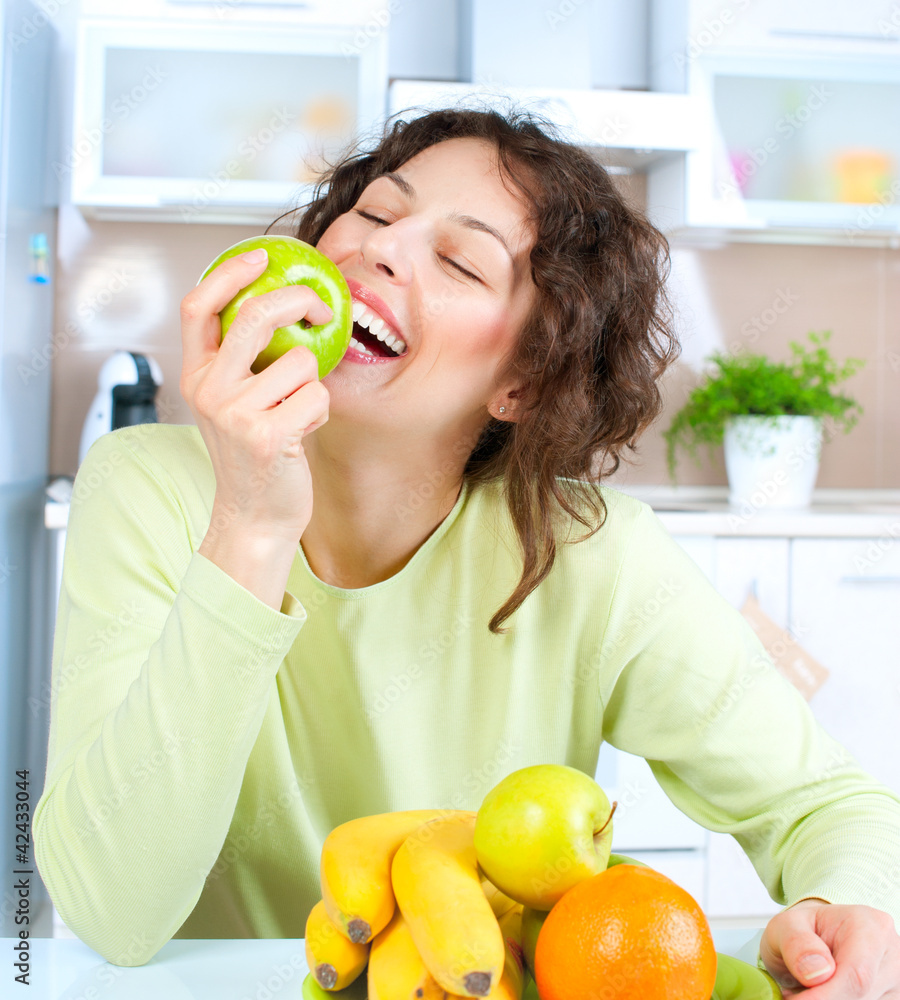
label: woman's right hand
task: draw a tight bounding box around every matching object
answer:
[180,248,332,548]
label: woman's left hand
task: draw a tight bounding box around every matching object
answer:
[760,898,900,997]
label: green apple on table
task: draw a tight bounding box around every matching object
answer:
[520,905,546,974]
[199,235,353,378]
[302,971,367,999]
[474,764,617,910]
[606,852,649,868]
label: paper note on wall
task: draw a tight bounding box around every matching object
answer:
[740,593,830,701]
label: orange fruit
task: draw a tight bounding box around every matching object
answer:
[534,864,717,1000]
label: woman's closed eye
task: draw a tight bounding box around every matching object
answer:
[353,209,482,282]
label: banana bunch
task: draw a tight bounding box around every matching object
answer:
[306,809,528,998]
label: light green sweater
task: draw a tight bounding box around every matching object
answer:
[34,424,900,966]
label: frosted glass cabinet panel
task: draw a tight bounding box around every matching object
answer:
[101,48,357,184]
[714,76,900,206]
[71,19,387,223]
[688,55,900,234]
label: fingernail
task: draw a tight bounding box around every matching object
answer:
[797,954,832,980]
[241,248,267,263]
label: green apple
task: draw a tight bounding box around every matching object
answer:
[302,971,367,1000]
[607,852,649,868]
[520,906,547,975]
[522,978,541,1000]
[199,235,353,378]
[474,764,617,911]
[712,953,783,1000]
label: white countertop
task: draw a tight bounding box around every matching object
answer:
[6,929,766,999]
[617,486,900,537]
[44,478,900,537]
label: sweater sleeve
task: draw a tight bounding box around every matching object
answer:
[598,504,900,934]
[32,428,307,965]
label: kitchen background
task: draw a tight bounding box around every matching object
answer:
[42,0,900,488]
[4,0,900,941]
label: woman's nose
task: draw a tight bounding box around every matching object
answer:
[359,218,416,285]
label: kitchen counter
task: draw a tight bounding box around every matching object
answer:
[44,479,900,538]
[618,486,900,537]
[6,929,766,999]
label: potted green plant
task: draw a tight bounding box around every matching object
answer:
[664,331,864,508]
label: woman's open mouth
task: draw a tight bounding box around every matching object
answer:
[344,297,408,364]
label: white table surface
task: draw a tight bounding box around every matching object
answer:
[5,929,766,1000]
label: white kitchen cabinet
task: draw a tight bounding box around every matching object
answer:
[599,745,709,853]
[596,744,709,907]
[673,534,717,582]
[790,537,900,794]
[653,0,900,74]
[702,536,791,918]
[388,80,704,174]
[648,52,900,241]
[706,832,781,919]
[617,849,708,905]
[594,535,715,862]
[596,535,792,916]
[70,18,388,223]
[83,0,388,24]
[687,0,900,56]
[647,0,900,243]
[595,536,715,907]
[706,537,793,917]
[601,525,900,919]
[714,537,790,622]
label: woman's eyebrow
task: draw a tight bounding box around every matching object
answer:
[378,171,515,266]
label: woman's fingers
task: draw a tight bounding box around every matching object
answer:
[239,344,321,411]
[212,284,334,385]
[270,378,331,440]
[762,902,900,1000]
[180,249,269,376]
[178,248,340,546]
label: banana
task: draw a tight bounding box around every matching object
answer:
[304,899,369,990]
[368,907,446,1000]
[321,809,473,943]
[392,813,505,997]
[302,971,368,1000]
[712,953,783,1000]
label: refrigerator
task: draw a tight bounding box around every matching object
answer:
[0,0,57,937]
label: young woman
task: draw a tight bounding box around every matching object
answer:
[35,108,900,995]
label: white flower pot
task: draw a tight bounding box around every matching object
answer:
[723,415,823,509]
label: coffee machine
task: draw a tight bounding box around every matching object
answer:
[78,351,164,466]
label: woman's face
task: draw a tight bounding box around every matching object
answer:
[317,137,537,446]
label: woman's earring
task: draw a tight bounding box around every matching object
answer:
[499,406,506,414]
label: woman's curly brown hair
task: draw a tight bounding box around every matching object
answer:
[268,103,679,634]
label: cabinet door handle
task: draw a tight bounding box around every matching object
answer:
[839,575,900,585]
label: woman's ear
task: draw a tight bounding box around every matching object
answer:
[491,388,521,421]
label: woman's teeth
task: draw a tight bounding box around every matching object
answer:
[349,336,375,356]
[351,299,407,356]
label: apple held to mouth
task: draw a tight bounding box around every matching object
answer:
[474,764,617,911]
[199,235,353,378]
